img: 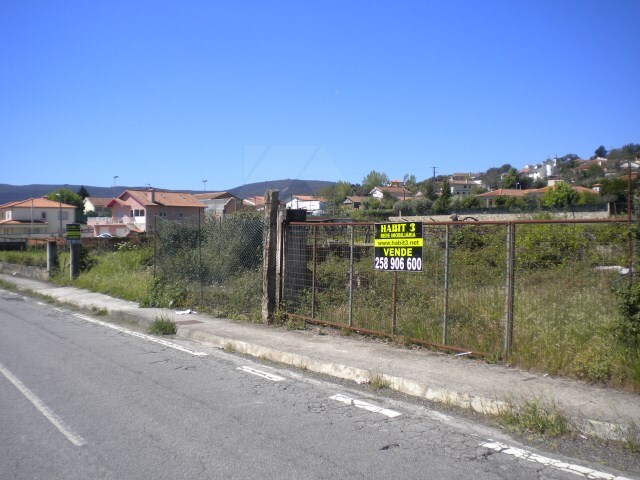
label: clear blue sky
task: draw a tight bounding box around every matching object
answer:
[2,0,638,192]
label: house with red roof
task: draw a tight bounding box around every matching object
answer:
[369,186,412,201]
[0,197,76,236]
[87,189,205,237]
[243,195,266,210]
[194,192,246,218]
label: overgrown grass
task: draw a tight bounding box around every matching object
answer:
[53,244,153,303]
[498,398,571,438]
[0,249,47,267]
[370,374,391,390]
[147,316,177,335]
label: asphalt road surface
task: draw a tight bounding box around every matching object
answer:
[0,288,636,479]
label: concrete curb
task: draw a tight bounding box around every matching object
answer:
[177,327,631,441]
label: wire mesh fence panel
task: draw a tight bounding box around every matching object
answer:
[443,224,508,354]
[281,223,314,314]
[345,224,388,332]
[151,211,264,319]
[281,219,638,364]
[511,221,633,377]
[393,224,446,342]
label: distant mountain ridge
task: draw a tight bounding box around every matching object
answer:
[0,179,335,205]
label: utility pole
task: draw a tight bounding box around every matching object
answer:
[56,193,62,236]
[432,166,437,180]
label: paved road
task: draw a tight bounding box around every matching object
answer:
[0,289,635,479]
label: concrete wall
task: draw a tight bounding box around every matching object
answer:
[0,262,49,281]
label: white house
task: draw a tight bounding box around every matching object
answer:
[84,197,112,217]
[286,195,327,214]
[519,159,557,181]
[369,186,411,200]
[0,197,76,236]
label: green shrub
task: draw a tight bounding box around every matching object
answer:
[572,342,613,382]
[147,317,177,335]
[613,281,640,347]
[516,223,588,269]
[499,399,570,437]
[141,276,194,308]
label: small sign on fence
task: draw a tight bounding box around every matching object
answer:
[66,223,82,245]
[374,221,423,271]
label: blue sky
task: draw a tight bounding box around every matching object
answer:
[1,1,638,192]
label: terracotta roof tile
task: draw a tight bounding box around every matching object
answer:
[0,197,76,209]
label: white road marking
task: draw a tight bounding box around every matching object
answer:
[237,366,285,382]
[480,441,633,480]
[73,314,208,357]
[0,361,87,447]
[330,394,402,418]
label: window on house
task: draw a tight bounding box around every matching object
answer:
[41,212,47,220]
[58,211,69,220]
[4,211,11,220]
[158,212,167,218]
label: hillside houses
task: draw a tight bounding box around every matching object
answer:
[519,159,558,181]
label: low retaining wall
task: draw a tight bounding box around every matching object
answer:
[391,211,611,223]
[0,262,49,281]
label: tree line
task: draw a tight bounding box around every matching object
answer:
[320,143,639,216]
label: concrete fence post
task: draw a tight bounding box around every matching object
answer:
[70,243,81,279]
[47,240,58,277]
[262,190,279,322]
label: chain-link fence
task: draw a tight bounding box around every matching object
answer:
[282,219,635,362]
[149,211,264,320]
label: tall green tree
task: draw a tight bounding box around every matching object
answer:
[479,164,512,190]
[416,178,439,200]
[433,178,452,213]
[77,185,90,199]
[500,168,519,189]
[403,174,417,192]
[594,145,608,159]
[540,182,579,208]
[319,180,353,214]
[362,170,389,192]
[46,188,84,222]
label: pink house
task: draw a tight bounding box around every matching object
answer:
[87,189,205,237]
